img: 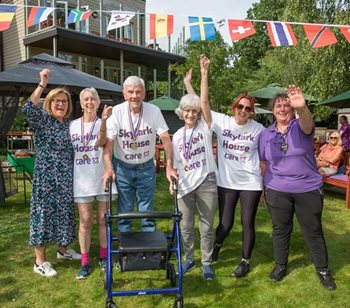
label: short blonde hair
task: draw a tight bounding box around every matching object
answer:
[329,131,342,146]
[175,94,201,120]
[43,88,72,122]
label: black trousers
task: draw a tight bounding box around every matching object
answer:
[266,187,329,271]
[216,186,261,259]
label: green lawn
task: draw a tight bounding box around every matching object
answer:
[0,174,349,307]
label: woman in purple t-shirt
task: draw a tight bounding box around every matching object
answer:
[339,115,350,152]
[258,85,336,290]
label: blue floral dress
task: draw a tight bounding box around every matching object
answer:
[22,100,76,247]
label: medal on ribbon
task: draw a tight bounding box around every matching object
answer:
[81,116,97,159]
[182,122,198,172]
[128,105,143,150]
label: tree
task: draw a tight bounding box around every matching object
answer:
[170,32,235,111]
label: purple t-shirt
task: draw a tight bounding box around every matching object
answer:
[258,119,322,193]
[340,123,350,151]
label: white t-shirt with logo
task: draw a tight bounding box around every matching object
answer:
[211,111,264,190]
[107,102,169,164]
[172,117,217,198]
[70,118,116,198]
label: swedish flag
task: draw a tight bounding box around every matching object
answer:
[188,16,216,41]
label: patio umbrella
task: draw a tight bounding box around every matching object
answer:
[254,106,272,114]
[0,53,123,96]
[249,83,316,106]
[317,90,350,108]
[148,96,179,110]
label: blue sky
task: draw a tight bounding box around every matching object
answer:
[145,0,259,49]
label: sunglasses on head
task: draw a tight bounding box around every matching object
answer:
[236,104,253,113]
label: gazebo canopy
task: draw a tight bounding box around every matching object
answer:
[317,90,350,108]
[148,96,179,111]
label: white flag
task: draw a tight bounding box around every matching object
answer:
[107,11,135,31]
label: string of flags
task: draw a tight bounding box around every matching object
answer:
[1,3,350,49]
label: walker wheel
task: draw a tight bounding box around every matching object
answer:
[106,299,117,308]
[168,263,176,287]
[174,295,183,308]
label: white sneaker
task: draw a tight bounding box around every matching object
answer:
[57,248,81,260]
[33,262,57,277]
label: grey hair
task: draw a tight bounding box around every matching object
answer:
[80,87,100,102]
[123,76,145,91]
[175,94,201,120]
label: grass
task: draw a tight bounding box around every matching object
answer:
[0,173,350,307]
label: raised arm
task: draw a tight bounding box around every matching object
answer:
[183,69,196,95]
[96,104,113,147]
[30,69,51,105]
[286,84,313,135]
[200,54,212,128]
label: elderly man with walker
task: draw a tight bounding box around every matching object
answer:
[103,76,177,232]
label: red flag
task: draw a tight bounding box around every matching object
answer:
[303,25,337,48]
[149,14,174,40]
[340,26,350,43]
[228,19,255,42]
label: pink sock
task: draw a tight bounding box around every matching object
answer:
[81,253,89,266]
[100,247,107,259]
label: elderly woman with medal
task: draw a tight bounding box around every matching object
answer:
[258,86,336,290]
[171,56,217,280]
[103,76,177,233]
[69,88,117,280]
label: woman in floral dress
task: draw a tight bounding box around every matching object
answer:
[22,69,79,277]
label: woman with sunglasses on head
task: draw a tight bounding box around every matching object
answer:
[185,55,264,278]
[70,88,117,280]
[22,69,80,277]
[258,86,336,290]
[316,132,343,177]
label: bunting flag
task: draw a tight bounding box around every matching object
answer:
[27,7,55,27]
[303,25,338,48]
[149,13,174,40]
[267,22,297,47]
[107,11,135,31]
[0,4,17,32]
[228,19,255,42]
[340,26,350,43]
[67,9,93,24]
[188,16,215,41]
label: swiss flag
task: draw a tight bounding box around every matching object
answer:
[303,25,337,48]
[340,26,350,43]
[228,19,256,42]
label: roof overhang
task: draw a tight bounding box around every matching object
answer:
[23,27,186,71]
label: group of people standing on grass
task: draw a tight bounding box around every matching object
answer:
[24,54,336,290]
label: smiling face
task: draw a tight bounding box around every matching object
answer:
[123,83,145,114]
[233,97,254,125]
[50,93,69,122]
[182,108,199,128]
[80,90,100,117]
[272,97,293,125]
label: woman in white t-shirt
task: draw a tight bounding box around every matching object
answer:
[171,56,217,280]
[185,55,264,278]
[70,88,116,280]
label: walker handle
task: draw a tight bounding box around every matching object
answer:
[105,176,113,193]
[171,176,178,192]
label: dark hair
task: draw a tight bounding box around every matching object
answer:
[269,93,289,109]
[231,93,256,114]
[340,115,348,122]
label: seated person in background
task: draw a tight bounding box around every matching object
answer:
[316,131,343,177]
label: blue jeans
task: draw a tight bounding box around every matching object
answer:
[115,159,156,232]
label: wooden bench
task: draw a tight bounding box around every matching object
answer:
[323,152,350,208]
